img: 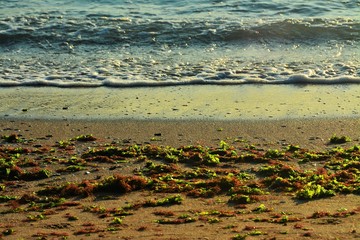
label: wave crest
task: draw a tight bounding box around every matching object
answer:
[1,16,358,46]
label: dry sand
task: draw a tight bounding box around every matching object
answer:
[0,118,359,239]
[1,117,360,150]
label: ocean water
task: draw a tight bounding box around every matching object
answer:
[0,0,359,87]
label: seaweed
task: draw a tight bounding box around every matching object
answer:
[0,133,359,238]
[1,134,21,143]
[329,134,352,144]
[144,195,183,207]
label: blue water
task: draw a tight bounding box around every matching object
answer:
[0,0,359,87]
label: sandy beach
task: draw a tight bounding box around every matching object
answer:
[1,0,360,238]
[0,86,359,239]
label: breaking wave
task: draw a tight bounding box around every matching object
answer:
[0,75,359,88]
[0,0,359,88]
[0,16,359,46]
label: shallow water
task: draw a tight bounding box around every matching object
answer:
[0,0,359,87]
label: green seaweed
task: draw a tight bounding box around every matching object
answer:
[72,134,97,142]
[296,183,336,200]
[1,134,21,143]
[329,134,351,144]
[144,194,183,207]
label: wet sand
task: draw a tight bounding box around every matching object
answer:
[1,85,360,120]
[1,84,360,149]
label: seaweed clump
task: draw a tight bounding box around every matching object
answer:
[329,134,351,144]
